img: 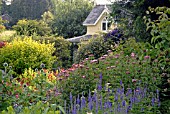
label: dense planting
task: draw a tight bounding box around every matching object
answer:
[0,2,169,114]
[13,19,52,36]
[0,36,56,75]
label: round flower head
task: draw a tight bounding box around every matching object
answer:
[3,62,8,67]
[40,63,45,68]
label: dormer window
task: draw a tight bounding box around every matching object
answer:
[101,17,111,31]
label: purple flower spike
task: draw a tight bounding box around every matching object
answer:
[104,102,108,109]
[73,99,77,114]
[97,84,102,91]
[120,80,123,86]
[99,73,102,80]
[117,103,120,112]
[88,98,93,111]
[77,94,80,105]
[96,97,98,114]
[115,94,118,101]
[100,95,103,110]
[70,92,73,102]
[81,96,86,109]
[151,98,155,106]
[122,100,126,107]
[158,98,161,107]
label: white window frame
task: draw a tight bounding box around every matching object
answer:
[101,17,111,31]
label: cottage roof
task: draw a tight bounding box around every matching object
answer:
[67,35,93,43]
[83,5,112,25]
[67,34,99,43]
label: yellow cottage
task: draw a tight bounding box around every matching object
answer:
[67,4,116,43]
[83,5,114,35]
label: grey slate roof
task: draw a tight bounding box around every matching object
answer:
[67,35,99,43]
[67,35,93,43]
[83,5,112,25]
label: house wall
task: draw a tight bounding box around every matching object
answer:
[86,12,115,35]
[86,13,106,35]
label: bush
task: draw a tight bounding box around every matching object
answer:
[59,42,162,103]
[0,17,6,33]
[12,19,52,36]
[33,36,71,68]
[1,101,65,114]
[0,36,56,75]
[0,25,6,33]
[74,36,113,63]
[74,29,125,63]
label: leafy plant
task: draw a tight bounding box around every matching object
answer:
[1,101,65,114]
[59,47,162,104]
[0,17,6,33]
[144,6,170,50]
[74,35,114,63]
[111,0,170,41]
[33,36,72,68]
[12,19,52,36]
[0,36,56,75]
[51,0,92,38]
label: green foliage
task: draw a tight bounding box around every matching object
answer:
[33,36,71,68]
[51,0,92,38]
[1,101,65,114]
[0,64,62,111]
[0,30,16,42]
[115,38,160,60]
[111,0,170,41]
[1,0,51,25]
[144,6,170,50]
[41,11,54,27]
[144,7,170,113]
[74,36,114,63]
[52,37,71,68]
[59,39,162,102]
[0,36,56,75]
[0,17,6,33]
[12,19,52,36]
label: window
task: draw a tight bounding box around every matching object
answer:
[101,17,111,31]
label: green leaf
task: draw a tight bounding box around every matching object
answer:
[43,107,50,114]
[58,106,66,114]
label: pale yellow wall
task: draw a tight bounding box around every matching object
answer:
[86,12,115,35]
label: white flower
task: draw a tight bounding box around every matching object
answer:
[87,112,93,114]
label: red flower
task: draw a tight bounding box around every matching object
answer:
[82,75,86,78]
[126,71,130,74]
[131,52,135,58]
[15,94,19,99]
[132,79,137,83]
[144,56,150,59]
[89,54,94,57]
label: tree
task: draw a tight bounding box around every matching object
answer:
[0,0,2,14]
[1,0,51,25]
[111,0,170,42]
[51,0,93,38]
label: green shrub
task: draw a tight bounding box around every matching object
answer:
[144,6,170,50]
[12,19,52,36]
[144,7,170,113]
[59,40,162,102]
[0,25,6,33]
[33,36,71,68]
[0,36,56,75]
[0,17,7,33]
[1,101,65,114]
[74,36,113,63]
[115,38,161,60]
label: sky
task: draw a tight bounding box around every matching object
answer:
[95,0,116,5]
